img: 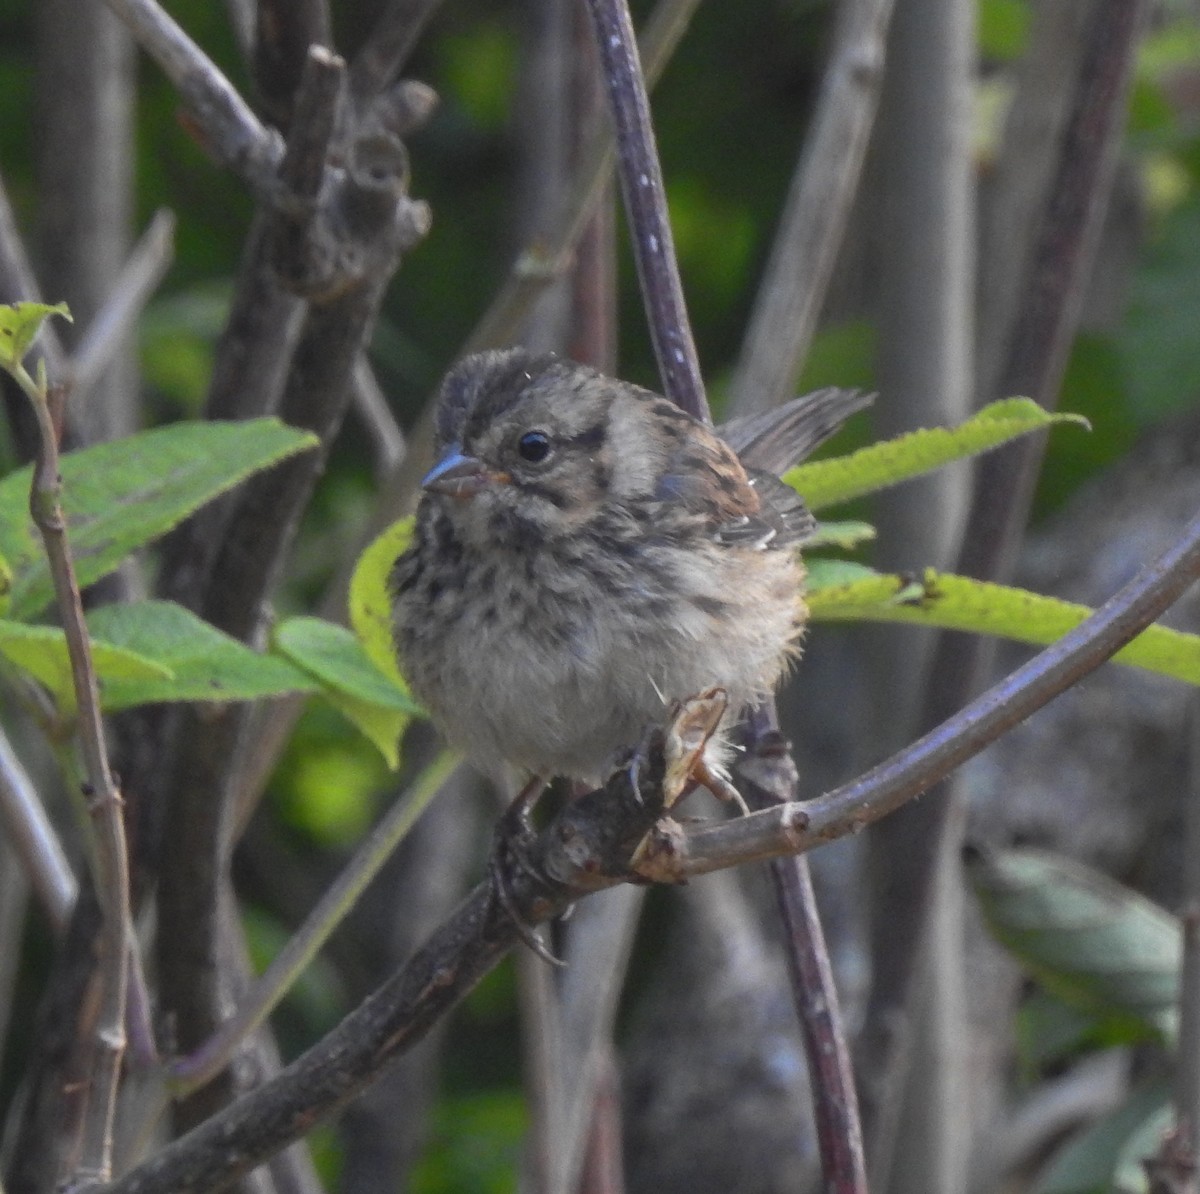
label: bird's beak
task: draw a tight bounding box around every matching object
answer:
[421,444,509,498]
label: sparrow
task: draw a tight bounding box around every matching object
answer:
[390,348,868,800]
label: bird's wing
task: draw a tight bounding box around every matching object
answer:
[719,387,873,475]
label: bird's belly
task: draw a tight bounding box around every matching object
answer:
[433,546,803,783]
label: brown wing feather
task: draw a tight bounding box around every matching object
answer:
[719,387,873,474]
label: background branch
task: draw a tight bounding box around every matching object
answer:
[729,0,895,416]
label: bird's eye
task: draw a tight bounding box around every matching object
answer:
[517,430,552,463]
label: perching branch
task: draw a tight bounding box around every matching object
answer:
[96,498,1200,1193]
[582,0,867,1184]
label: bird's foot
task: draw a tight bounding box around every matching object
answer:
[487,777,564,966]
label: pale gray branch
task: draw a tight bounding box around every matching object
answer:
[103,0,282,189]
[0,725,77,933]
[70,208,176,408]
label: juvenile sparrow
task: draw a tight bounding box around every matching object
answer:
[391,348,867,799]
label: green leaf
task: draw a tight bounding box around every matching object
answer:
[784,398,1089,511]
[968,847,1180,1042]
[0,419,319,619]
[348,516,413,689]
[0,618,172,713]
[273,616,422,767]
[1017,989,1152,1073]
[0,301,71,372]
[85,600,319,710]
[805,558,880,592]
[804,520,876,551]
[807,567,1200,687]
[1035,1081,1169,1194]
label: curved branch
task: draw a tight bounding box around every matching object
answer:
[100,501,1200,1194]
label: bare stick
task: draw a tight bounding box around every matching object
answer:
[102,0,282,189]
[1170,706,1200,1173]
[348,0,444,109]
[0,723,77,932]
[737,713,868,1192]
[582,0,705,416]
[729,0,894,416]
[583,0,866,1181]
[4,355,132,1187]
[463,0,701,359]
[69,208,176,406]
[352,354,407,478]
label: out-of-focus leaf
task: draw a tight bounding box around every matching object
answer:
[968,847,1180,1041]
[796,320,877,395]
[785,398,1088,511]
[348,516,413,689]
[805,558,879,592]
[1017,989,1156,1074]
[0,301,71,372]
[0,419,319,619]
[0,618,171,713]
[412,1091,526,1194]
[140,283,231,413]
[803,520,875,550]
[1034,334,1139,517]
[274,616,421,767]
[1120,198,1200,424]
[1035,1081,1169,1194]
[86,600,318,709]
[808,567,1200,687]
[979,0,1030,59]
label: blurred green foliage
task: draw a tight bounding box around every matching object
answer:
[5,0,1200,1185]
[411,1091,526,1194]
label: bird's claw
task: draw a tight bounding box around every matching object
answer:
[488,778,565,967]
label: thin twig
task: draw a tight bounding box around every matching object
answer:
[464,0,701,359]
[102,0,282,190]
[582,0,705,417]
[729,0,894,416]
[347,0,444,110]
[583,0,865,1183]
[69,208,176,407]
[0,722,77,932]
[1172,704,1200,1165]
[352,353,407,478]
[251,0,331,128]
[10,362,132,1187]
